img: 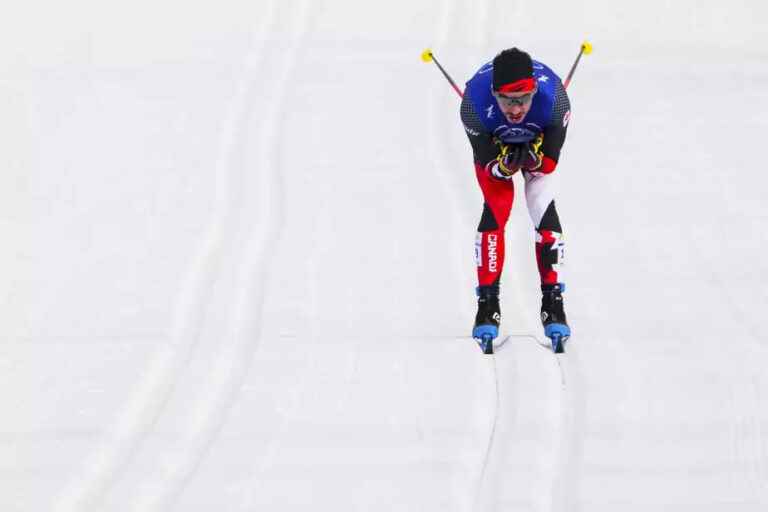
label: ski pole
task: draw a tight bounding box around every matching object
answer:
[563,41,593,90]
[422,41,592,97]
[421,48,464,98]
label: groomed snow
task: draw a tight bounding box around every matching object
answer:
[2,1,767,510]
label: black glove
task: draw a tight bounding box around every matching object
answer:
[521,134,544,171]
[490,138,543,179]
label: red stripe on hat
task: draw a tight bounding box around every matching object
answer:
[497,78,536,93]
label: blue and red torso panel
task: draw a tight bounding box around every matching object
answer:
[461,58,571,172]
[465,59,560,144]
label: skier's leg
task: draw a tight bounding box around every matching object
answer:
[474,162,515,288]
[523,172,564,285]
[472,163,515,346]
[524,172,569,349]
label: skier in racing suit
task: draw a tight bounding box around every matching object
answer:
[461,47,571,345]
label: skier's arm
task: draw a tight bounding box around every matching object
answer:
[537,80,571,174]
[460,94,498,167]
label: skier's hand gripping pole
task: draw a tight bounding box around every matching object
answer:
[563,41,592,90]
[421,49,464,99]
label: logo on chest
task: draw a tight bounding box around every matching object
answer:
[493,125,539,143]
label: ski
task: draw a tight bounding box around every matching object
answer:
[477,333,494,354]
[544,322,570,353]
[472,334,514,354]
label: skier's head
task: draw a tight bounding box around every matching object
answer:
[492,48,537,124]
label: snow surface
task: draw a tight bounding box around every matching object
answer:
[2,0,768,510]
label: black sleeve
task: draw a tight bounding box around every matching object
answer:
[460,94,498,167]
[541,80,571,163]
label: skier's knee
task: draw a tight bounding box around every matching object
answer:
[536,200,562,232]
[477,203,499,231]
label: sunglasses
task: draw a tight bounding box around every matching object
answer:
[492,90,536,107]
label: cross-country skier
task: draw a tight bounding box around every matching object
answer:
[461,47,571,350]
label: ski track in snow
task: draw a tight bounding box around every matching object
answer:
[132,1,318,509]
[51,1,299,509]
[129,0,305,508]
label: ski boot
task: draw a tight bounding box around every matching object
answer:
[473,285,501,354]
[541,283,570,353]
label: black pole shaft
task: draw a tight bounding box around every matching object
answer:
[430,53,464,98]
[563,48,584,90]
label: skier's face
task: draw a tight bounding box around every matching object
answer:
[493,88,536,124]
